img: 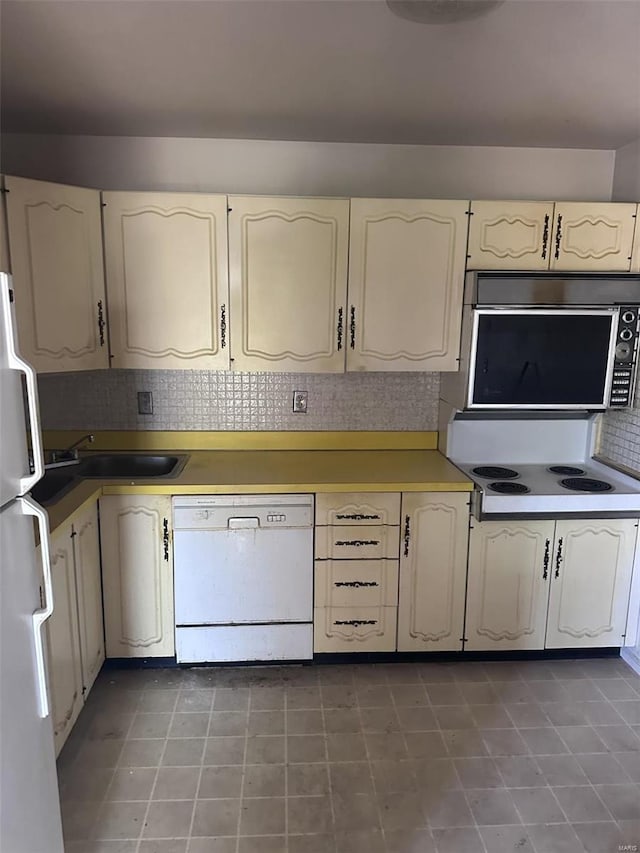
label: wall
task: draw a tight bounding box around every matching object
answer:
[1,134,615,200]
[7,132,616,433]
[599,137,640,470]
[38,369,440,432]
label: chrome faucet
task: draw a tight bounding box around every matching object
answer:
[50,434,95,464]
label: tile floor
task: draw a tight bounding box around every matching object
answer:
[58,658,640,853]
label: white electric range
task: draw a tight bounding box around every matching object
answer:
[447,412,640,520]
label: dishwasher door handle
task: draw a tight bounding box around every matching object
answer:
[228,516,261,529]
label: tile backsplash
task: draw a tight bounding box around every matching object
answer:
[38,369,441,432]
[599,407,640,473]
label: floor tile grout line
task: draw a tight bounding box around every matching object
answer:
[185,683,216,846]
[318,677,338,853]
[133,683,182,853]
[355,672,385,848]
[283,686,289,848]
[234,687,251,853]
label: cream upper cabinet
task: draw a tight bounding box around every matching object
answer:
[45,523,84,756]
[100,494,174,658]
[103,192,229,369]
[5,176,108,373]
[467,201,554,270]
[551,202,637,271]
[465,520,554,651]
[72,503,104,694]
[0,188,10,272]
[546,519,637,649]
[228,195,349,372]
[347,199,468,372]
[631,204,640,273]
[397,492,470,652]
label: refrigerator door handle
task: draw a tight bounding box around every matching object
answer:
[0,277,44,494]
[20,496,54,719]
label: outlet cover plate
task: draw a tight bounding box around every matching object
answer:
[293,391,308,414]
[138,391,153,415]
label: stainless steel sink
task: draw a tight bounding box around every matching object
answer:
[79,454,188,478]
[30,453,189,505]
[30,471,78,506]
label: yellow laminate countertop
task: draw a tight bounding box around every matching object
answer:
[43,449,472,535]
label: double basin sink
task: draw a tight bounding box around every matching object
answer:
[32,454,189,506]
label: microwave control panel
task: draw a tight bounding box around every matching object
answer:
[610,306,640,407]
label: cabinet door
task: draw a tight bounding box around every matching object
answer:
[551,202,637,271]
[467,201,554,270]
[397,492,470,652]
[465,520,554,651]
[546,519,637,649]
[0,188,10,272]
[72,502,104,694]
[228,196,349,372]
[347,199,468,372]
[103,192,229,369]
[5,177,108,372]
[45,524,84,756]
[631,205,640,273]
[100,495,174,657]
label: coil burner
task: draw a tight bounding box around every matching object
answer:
[560,477,613,493]
[472,466,519,479]
[548,466,586,476]
[488,481,531,495]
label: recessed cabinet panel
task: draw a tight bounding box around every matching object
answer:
[467,201,554,270]
[551,202,637,271]
[546,519,637,648]
[347,199,468,372]
[314,558,399,608]
[314,605,397,652]
[45,525,83,756]
[397,492,470,652]
[465,520,554,651]
[315,492,400,527]
[103,192,229,369]
[72,504,104,694]
[100,495,174,657]
[5,177,108,372]
[229,196,349,372]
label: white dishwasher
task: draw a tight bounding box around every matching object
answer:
[173,494,314,663]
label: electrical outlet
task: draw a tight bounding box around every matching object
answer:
[293,390,308,414]
[137,391,153,415]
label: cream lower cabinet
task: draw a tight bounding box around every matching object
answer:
[465,520,553,651]
[397,492,470,652]
[347,199,469,372]
[467,201,554,270]
[551,202,637,271]
[546,519,637,648]
[5,176,108,372]
[100,495,174,658]
[314,493,400,651]
[103,192,230,369]
[228,196,349,372]
[466,518,638,651]
[45,502,104,756]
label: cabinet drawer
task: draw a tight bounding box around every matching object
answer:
[315,493,400,526]
[315,559,398,608]
[315,525,399,560]
[314,606,397,652]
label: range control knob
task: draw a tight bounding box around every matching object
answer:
[622,310,636,324]
[619,327,634,342]
[616,341,633,361]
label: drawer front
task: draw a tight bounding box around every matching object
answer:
[314,606,397,652]
[315,559,399,608]
[315,525,399,560]
[315,493,400,527]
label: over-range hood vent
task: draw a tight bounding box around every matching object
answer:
[470,272,640,307]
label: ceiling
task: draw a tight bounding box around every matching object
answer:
[2,0,640,149]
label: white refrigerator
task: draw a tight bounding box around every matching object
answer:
[0,273,64,852]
